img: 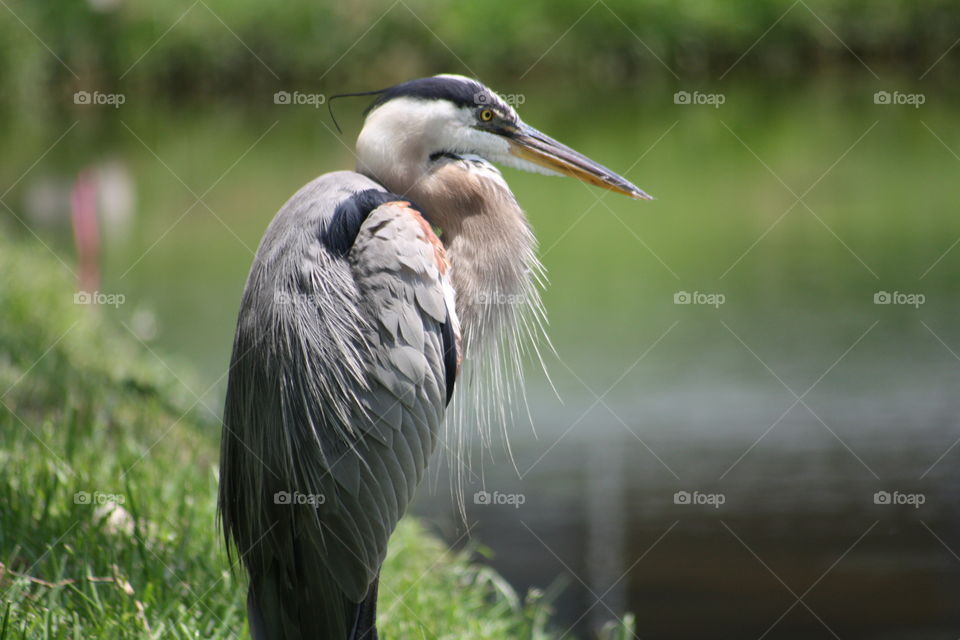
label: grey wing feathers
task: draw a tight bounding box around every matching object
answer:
[218,171,458,638]
[320,199,456,599]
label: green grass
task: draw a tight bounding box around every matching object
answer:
[0,233,636,639]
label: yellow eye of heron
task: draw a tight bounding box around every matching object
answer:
[479,109,493,122]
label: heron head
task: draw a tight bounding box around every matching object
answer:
[354,74,651,200]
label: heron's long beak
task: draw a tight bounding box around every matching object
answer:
[507,123,652,200]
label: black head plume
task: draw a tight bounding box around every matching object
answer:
[326,88,388,134]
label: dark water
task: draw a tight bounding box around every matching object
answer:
[3,75,960,637]
[411,318,960,638]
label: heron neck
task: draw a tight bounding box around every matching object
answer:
[380,160,539,355]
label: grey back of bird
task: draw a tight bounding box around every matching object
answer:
[218,171,458,639]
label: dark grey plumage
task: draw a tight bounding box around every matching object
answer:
[219,172,457,639]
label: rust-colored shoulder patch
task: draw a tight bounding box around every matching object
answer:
[385,200,450,276]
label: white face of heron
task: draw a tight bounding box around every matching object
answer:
[355,95,562,186]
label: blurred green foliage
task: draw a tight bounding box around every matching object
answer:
[2,0,959,110]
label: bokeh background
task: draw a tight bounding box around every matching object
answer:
[3,1,960,638]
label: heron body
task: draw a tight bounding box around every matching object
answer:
[218,75,649,639]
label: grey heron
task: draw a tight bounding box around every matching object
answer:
[218,74,650,640]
